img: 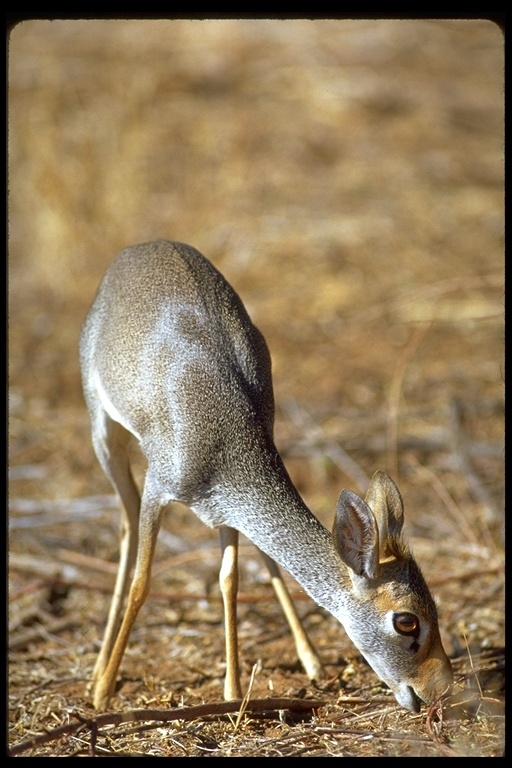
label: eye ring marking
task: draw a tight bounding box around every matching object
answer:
[393,612,420,637]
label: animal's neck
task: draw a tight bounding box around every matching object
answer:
[200,463,351,617]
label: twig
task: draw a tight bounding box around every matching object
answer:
[406,455,482,546]
[463,634,484,699]
[9,697,327,756]
[446,398,499,552]
[9,552,84,581]
[234,661,260,730]
[425,699,458,757]
[9,613,78,651]
[386,320,432,480]
[430,564,503,587]
[351,272,503,325]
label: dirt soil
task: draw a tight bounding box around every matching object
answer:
[8,19,504,757]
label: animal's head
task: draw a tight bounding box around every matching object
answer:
[333,471,453,711]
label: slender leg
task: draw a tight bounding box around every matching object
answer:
[259,550,324,681]
[219,526,243,700]
[92,476,165,710]
[90,416,141,685]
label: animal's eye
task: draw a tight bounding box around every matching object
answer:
[393,612,419,636]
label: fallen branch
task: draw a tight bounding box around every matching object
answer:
[9,697,327,756]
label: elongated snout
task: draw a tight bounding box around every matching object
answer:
[391,645,453,711]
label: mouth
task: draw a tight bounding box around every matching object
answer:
[396,685,421,712]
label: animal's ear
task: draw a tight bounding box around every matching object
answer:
[364,471,404,556]
[332,489,379,581]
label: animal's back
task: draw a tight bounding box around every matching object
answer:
[79,241,277,501]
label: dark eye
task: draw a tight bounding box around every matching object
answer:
[393,612,419,636]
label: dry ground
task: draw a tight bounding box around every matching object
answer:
[8,19,504,757]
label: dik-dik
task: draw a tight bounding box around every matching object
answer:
[79,240,453,711]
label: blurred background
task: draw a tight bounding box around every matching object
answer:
[9,18,504,517]
[8,19,504,752]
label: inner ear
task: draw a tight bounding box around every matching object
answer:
[333,489,379,580]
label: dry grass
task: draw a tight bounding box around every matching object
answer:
[8,19,504,756]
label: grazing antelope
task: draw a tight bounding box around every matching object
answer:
[79,240,453,711]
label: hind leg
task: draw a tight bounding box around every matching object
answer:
[93,469,166,709]
[86,399,141,687]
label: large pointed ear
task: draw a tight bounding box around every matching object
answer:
[333,489,379,580]
[364,471,404,555]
